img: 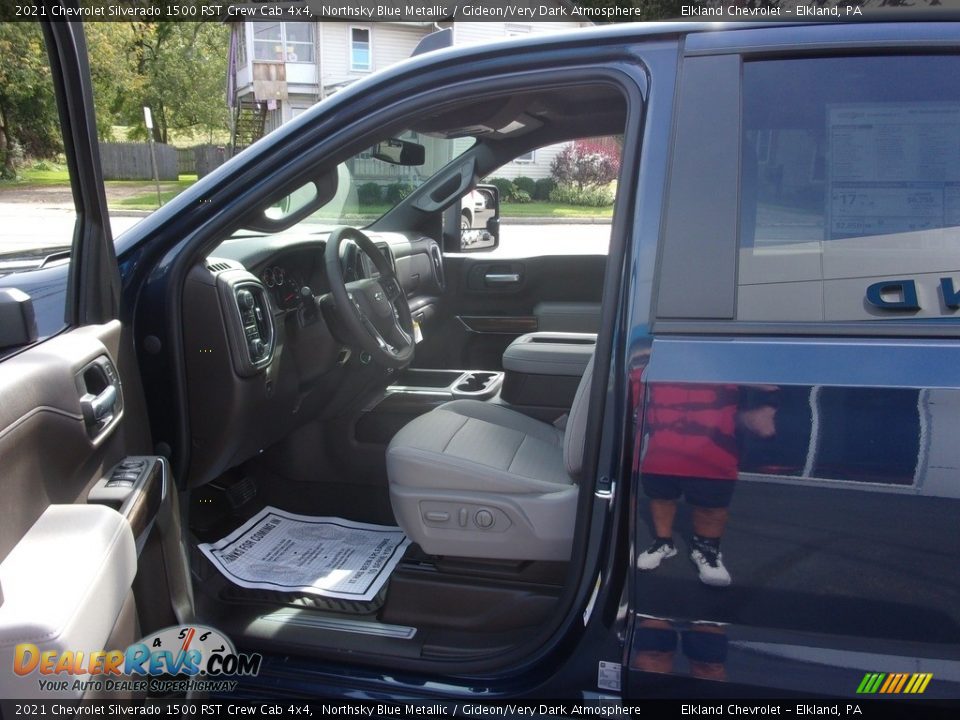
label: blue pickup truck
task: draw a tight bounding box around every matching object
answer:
[0,14,958,704]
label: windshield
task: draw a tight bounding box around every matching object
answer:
[259,131,475,233]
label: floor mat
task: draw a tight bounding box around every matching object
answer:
[198,506,410,602]
[217,582,390,615]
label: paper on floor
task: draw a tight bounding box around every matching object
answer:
[198,506,410,602]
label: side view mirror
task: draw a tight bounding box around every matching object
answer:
[460,184,499,252]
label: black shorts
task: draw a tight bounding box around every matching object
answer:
[641,473,735,509]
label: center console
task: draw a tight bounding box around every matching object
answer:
[358,333,595,445]
[356,368,504,445]
[500,332,596,417]
[388,368,503,399]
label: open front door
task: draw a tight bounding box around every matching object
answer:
[0,15,188,699]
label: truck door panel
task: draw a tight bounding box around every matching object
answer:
[627,37,960,699]
[422,253,606,370]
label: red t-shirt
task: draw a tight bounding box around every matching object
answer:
[640,384,740,481]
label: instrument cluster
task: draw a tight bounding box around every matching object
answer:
[261,265,304,310]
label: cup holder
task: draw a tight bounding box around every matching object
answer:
[387,369,502,399]
[455,372,498,394]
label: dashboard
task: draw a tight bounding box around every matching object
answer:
[239,237,403,313]
[255,249,327,312]
[260,264,301,310]
[180,230,445,487]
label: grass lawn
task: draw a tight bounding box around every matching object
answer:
[109,126,230,148]
[118,195,613,217]
[1,167,198,202]
[270,202,611,222]
[0,167,72,186]
[355,204,391,217]
[113,176,198,210]
[500,201,613,219]
[114,188,185,209]
[4,170,613,221]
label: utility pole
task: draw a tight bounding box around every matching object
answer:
[143,106,162,208]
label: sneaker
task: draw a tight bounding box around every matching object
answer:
[637,538,677,570]
[690,545,732,587]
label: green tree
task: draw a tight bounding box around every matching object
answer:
[85,23,140,142]
[550,140,621,191]
[113,22,230,144]
[0,22,61,178]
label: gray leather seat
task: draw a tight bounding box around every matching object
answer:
[387,356,593,561]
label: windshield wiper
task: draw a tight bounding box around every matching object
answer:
[0,246,71,274]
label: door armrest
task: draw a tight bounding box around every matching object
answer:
[0,505,136,698]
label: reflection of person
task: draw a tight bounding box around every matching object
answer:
[631,616,727,681]
[637,384,777,586]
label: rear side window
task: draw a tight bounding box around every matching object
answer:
[739,56,960,322]
[0,21,76,346]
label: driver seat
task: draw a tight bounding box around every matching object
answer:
[386,356,593,561]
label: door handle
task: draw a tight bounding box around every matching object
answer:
[81,384,117,426]
[485,273,520,284]
[77,356,123,439]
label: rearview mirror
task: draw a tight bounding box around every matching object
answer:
[371,138,426,166]
[460,184,499,252]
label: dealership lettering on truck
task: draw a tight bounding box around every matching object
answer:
[866,276,960,311]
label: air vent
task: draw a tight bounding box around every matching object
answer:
[375,242,396,275]
[234,284,273,370]
[429,244,445,291]
[217,274,275,377]
[207,261,232,274]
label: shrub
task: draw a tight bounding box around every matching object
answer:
[549,183,614,207]
[533,178,556,201]
[550,139,621,191]
[512,176,536,197]
[487,177,533,203]
[384,182,415,204]
[357,182,382,205]
[31,159,54,172]
[488,177,516,199]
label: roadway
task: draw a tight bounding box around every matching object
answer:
[0,203,612,258]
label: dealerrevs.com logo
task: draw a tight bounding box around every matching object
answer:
[13,625,261,694]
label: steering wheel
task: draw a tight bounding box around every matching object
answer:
[324,226,415,367]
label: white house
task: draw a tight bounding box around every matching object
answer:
[227,18,590,180]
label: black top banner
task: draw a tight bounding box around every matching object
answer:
[5,0,960,23]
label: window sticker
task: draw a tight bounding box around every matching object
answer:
[827,103,960,240]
